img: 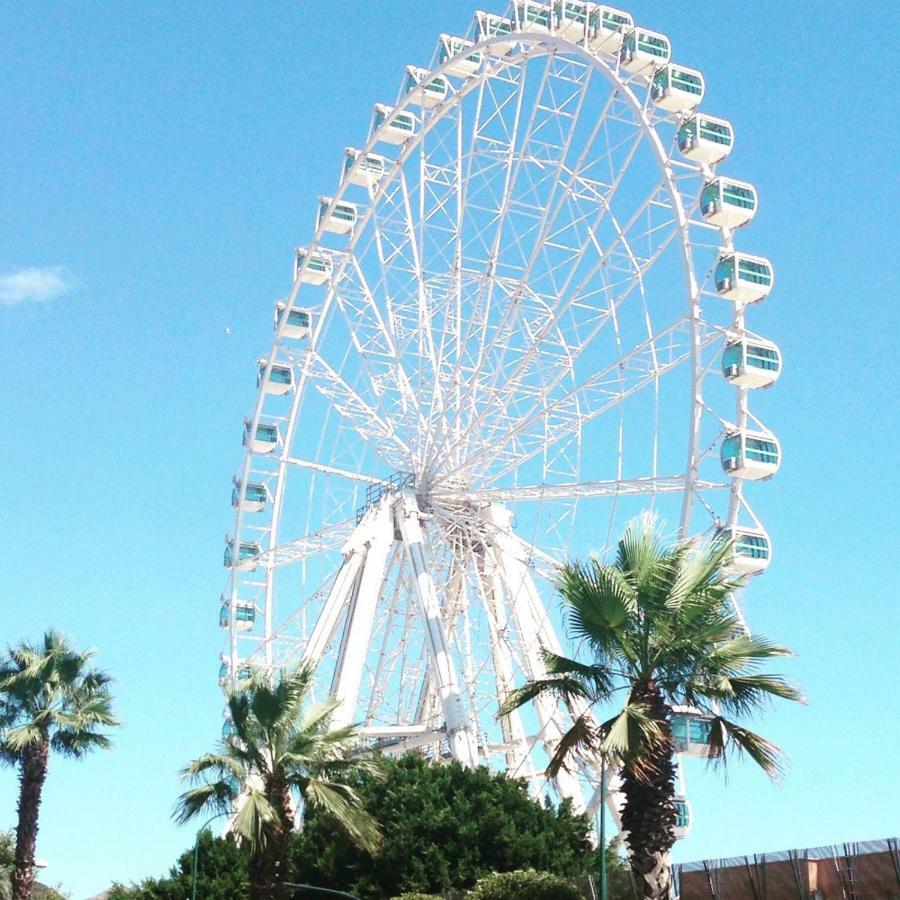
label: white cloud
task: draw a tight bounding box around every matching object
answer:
[0,267,72,305]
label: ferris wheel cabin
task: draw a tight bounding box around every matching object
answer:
[219,657,252,685]
[405,66,451,107]
[619,27,671,75]
[344,148,387,186]
[674,796,692,839]
[220,598,257,632]
[651,64,705,112]
[438,34,484,77]
[275,302,311,340]
[257,359,294,396]
[587,6,633,54]
[553,2,590,41]
[715,253,774,304]
[222,719,236,740]
[700,178,758,229]
[318,196,357,235]
[678,114,734,165]
[243,419,280,455]
[721,429,781,480]
[475,11,517,54]
[232,478,269,513]
[671,707,714,758]
[719,525,772,576]
[372,103,418,145]
[722,337,781,389]
[294,248,332,285]
[223,538,261,570]
[514,2,553,34]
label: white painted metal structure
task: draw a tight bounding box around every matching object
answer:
[219,1,780,837]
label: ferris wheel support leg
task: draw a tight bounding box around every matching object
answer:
[301,551,365,668]
[480,507,582,804]
[394,493,478,767]
[510,536,626,828]
[329,500,394,728]
[475,546,535,778]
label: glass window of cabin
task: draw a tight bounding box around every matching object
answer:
[721,435,742,459]
[603,10,630,28]
[722,183,755,209]
[679,119,698,141]
[738,259,771,285]
[715,257,736,284]
[702,182,721,207]
[672,69,702,94]
[699,118,732,145]
[747,345,779,370]
[746,439,778,464]
[688,718,711,742]
[722,343,743,370]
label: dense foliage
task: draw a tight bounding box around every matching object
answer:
[467,869,582,900]
[290,754,596,897]
[112,754,635,898]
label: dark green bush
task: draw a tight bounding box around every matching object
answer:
[467,869,583,900]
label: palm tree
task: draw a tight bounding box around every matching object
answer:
[0,631,118,900]
[174,663,382,900]
[501,514,804,900]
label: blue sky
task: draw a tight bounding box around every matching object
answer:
[1,1,899,896]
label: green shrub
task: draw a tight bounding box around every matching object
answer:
[390,894,444,900]
[468,869,583,900]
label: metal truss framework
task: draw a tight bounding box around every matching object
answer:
[219,3,780,833]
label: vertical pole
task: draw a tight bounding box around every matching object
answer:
[599,755,608,900]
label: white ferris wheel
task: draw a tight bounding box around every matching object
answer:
[219,1,781,837]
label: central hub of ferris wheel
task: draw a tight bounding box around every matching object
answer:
[220,0,782,840]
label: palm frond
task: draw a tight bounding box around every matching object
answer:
[230,788,281,854]
[540,649,616,700]
[180,752,244,783]
[498,674,589,717]
[598,702,663,779]
[173,781,236,825]
[545,713,601,778]
[50,729,112,758]
[711,717,786,780]
[303,779,381,852]
[699,674,806,718]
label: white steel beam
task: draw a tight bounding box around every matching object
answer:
[394,493,479,767]
[475,544,534,777]
[481,504,585,806]
[330,500,395,728]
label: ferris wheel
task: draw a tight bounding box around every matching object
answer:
[218,1,781,836]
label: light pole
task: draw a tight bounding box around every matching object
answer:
[599,755,608,900]
[191,812,228,900]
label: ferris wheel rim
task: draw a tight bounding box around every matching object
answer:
[225,17,773,692]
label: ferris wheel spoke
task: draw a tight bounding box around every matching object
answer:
[433,168,675,475]
[305,350,412,468]
[284,457,382,485]
[453,475,729,505]
[255,517,356,570]
[447,313,715,486]
[457,83,641,418]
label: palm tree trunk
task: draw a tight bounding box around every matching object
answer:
[248,782,294,900]
[11,737,49,900]
[620,682,677,900]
